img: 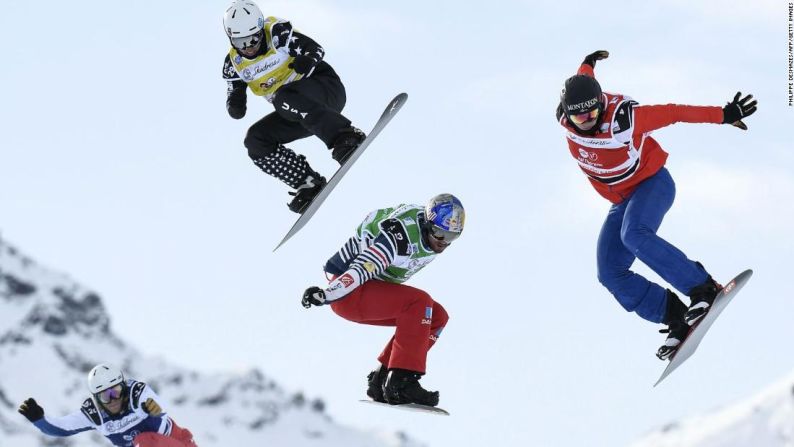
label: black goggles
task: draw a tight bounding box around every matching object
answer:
[231,30,263,50]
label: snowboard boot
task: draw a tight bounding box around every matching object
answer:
[383,368,439,407]
[330,127,366,165]
[684,268,723,325]
[366,364,388,403]
[656,290,690,360]
[287,169,327,214]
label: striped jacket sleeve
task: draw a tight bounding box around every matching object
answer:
[323,219,408,303]
[324,235,363,276]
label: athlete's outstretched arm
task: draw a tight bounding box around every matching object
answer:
[621,92,758,135]
[19,398,91,437]
[631,91,757,135]
[632,103,724,135]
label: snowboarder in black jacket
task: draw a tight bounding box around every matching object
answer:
[222,1,365,213]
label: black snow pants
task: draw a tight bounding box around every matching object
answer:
[244,62,350,189]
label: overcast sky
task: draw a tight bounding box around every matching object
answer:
[1,0,792,446]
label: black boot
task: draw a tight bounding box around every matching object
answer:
[656,290,690,360]
[383,369,439,407]
[366,364,388,403]
[684,272,722,325]
[330,127,366,165]
[287,170,326,214]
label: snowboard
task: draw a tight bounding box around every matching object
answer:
[274,93,408,251]
[359,399,450,416]
[654,269,753,386]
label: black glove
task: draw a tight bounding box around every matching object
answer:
[722,92,757,130]
[302,286,326,308]
[582,50,609,68]
[226,80,247,120]
[289,55,318,75]
[18,398,44,422]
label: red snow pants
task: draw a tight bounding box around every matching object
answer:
[330,280,448,373]
[133,420,196,447]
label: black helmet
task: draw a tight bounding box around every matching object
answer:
[560,75,603,117]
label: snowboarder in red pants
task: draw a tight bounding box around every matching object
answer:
[301,194,465,407]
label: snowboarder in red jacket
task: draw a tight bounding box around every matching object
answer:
[557,50,757,360]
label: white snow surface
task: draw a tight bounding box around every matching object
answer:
[0,236,422,447]
[631,370,794,447]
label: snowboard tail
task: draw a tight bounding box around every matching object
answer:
[359,399,450,416]
[654,269,753,386]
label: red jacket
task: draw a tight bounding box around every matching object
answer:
[560,64,724,203]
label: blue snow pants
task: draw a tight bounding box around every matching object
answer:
[596,167,709,323]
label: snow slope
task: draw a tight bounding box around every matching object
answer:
[0,236,421,447]
[631,370,794,447]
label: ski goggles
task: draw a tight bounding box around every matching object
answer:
[95,384,124,404]
[428,225,461,244]
[231,30,263,51]
[568,108,600,125]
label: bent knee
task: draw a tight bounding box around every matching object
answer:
[244,132,278,159]
[620,225,653,252]
[410,289,434,308]
[433,303,449,327]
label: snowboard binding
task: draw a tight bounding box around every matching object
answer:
[287,172,327,214]
[366,364,388,403]
[383,369,439,407]
[330,127,366,165]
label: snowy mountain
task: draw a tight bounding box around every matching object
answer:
[0,235,422,447]
[631,371,794,447]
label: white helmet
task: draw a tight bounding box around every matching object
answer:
[87,364,124,393]
[223,1,266,50]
